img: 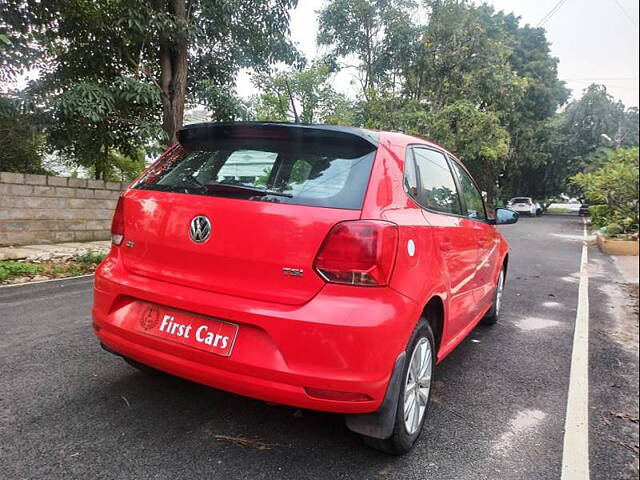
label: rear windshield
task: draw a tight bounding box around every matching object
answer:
[511,198,531,203]
[134,134,376,210]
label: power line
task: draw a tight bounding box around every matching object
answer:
[564,77,638,81]
[611,0,638,28]
[536,0,570,27]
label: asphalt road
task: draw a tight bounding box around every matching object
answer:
[1,215,638,479]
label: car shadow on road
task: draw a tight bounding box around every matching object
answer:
[73,358,415,477]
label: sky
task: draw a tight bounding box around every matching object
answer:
[239,0,640,107]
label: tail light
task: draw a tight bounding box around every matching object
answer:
[314,220,398,286]
[111,196,125,246]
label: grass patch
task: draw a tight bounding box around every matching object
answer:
[545,207,572,214]
[0,261,45,281]
[75,251,107,264]
[0,250,107,284]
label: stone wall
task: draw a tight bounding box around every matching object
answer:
[0,172,127,246]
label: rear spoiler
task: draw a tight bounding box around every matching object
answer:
[177,122,379,155]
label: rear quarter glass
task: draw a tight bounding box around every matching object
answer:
[134,125,378,210]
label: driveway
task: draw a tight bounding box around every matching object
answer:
[1,215,637,479]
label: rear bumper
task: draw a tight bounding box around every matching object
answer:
[92,249,419,413]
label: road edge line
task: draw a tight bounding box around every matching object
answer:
[561,217,590,479]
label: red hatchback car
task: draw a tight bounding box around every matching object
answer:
[93,122,518,454]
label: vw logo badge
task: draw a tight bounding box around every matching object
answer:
[189,215,211,243]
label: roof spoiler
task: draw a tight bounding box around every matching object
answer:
[177,122,379,153]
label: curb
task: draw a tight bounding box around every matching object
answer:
[0,274,94,289]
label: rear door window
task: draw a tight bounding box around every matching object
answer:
[134,134,376,210]
[449,159,487,221]
[411,147,462,215]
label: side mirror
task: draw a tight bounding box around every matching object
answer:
[491,208,519,225]
[495,208,520,225]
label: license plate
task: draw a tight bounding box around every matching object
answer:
[137,304,238,357]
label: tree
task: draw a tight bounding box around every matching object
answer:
[253,63,355,125]
[46,79,160,180]
[544,84,639,195]
[146,0,300,143]
[572,147,639,230]
[429,101,510,194]
[495,12,570,199]
[1,0,300,178]
[317,0,418,100]
[406,2,526,112]
[0,94,47,174]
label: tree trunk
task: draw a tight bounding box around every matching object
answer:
[155,0,189,146]
[285,79,299,123]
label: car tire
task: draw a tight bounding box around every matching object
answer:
[481,268,505,325]
[361,318,436,455]
[124,357,164,375]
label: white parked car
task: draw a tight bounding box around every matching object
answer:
[507,197,542,217]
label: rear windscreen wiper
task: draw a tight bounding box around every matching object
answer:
[205,183,293,198]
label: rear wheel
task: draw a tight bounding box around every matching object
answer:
[362,319,435,455]
[482,268,505,325]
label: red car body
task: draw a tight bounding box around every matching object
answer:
[93,123,509,418]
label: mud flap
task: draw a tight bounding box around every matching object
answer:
[344,351,406,440]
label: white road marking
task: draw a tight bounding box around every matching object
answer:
[561,218,590,479]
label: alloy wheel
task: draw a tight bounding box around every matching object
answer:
[403,337,433,435]
[495,270,505,316]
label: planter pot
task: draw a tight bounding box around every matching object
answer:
[596,233,639,256]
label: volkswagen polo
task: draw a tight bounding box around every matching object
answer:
[92,122,518,454]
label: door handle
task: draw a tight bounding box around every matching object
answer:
[440,238,452,251]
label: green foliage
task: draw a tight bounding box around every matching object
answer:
[0,255,106,283]
[318,0,418,96]
[572,147,639,233]
[0,95,47,173]
[1,0,300,173]
[51,263,83,277]
[252,63,355,125]
[588,205,609,228]
[551,86,639,195]
[107,149,146,182]
[428,101,509,180]
[75,251,107,265]
[407,2,527,112]
[317,0,572,201]
[605,223,624,236]
[47,78,161,179]
[0,261,44,281]
[2,0,638,202]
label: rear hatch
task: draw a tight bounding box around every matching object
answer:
[120,123,378,305]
